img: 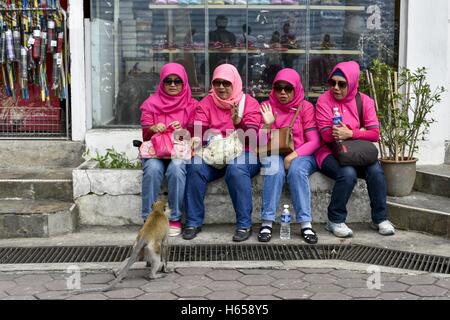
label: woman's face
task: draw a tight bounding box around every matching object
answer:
[329,75,348,101]
[212,78,233,100]
[273,80,294,104]
[163,74,183,96]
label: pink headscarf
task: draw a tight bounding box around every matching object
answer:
[145,63,195,114]
[327,61,360,103]
[268,68,305,113]
[210,64,244,110]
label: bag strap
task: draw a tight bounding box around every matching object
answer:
[288,103,302,129]
[355,92,364,127]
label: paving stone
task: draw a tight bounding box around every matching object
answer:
[334,278,368,289]
[115,277,149,288]
[238,275,275,286]
[303,274,337,284]
[175,267,212,276]
[206,281,244,291]
[104,288,145,299]
[35,291,68,300]
[175,275,212,288]
[206,290,247,300]
[136,292,178,300]
[81,273,115,284]
[421,297,450,300]
[270,278,309,290]
[206,270,243,281]
[0,291,8,299]
[0,281,17,291]
[299,268,334,274]
[44,280,71,291]
[378,292,420,300]
[407,285,448,297]
[5,284,46,296]
[305,284,344,293]
[141,281,180,293]
[237,269,272,275]
[240,286,278,296]
[14,274,53,285]
[50,273,70,281]
[274,290,313,300]
[436,279,450,290]
[172,286,212,298]
[268,270,304,279]
[342,288,380,298]
[244,295,281,300]
[2,295,37,300]
[0,274,20,281]
[378,282,409,292]
[310,292,351,300]
[330,270,366,279]
[67,293,108,300]
[178,297,208,300]
[398,275,437,285]
[379,273,401,282]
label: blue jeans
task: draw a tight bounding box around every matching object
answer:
[141,158,187,221]
[185,152,260,229]
[320,155,388,224]
[260,155,317,223]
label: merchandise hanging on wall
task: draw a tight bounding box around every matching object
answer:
[0,0,68,137]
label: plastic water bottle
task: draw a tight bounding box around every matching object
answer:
[280,205,291,240]
[332,107,342,127]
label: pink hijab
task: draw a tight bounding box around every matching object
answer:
[210,64,244,110]
[268,68,305,113]
[145,63,195,114]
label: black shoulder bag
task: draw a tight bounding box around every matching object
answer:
[331,93,379,166]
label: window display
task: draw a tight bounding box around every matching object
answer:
[89,0,398,127]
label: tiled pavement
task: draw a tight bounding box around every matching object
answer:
[1,267,450,300]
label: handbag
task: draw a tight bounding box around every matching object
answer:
[139,140,156,159]
[151,127,174,159]
[199,96,246,169]
[331,93,379,166]
[257,104,302,157]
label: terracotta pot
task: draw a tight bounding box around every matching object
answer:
[380,158,417,197]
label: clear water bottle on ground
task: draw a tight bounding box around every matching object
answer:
[280,204,291,240]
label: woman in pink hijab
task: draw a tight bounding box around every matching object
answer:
[139,62,197,236]
[315,61,395,238]
[183,64,262,242]
[258,68,321,244]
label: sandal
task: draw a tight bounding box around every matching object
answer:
[301,227,318,244]
[257,226,272,243]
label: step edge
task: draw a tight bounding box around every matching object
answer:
[387,200,450,216]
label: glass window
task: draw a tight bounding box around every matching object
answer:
[89,0,399,127]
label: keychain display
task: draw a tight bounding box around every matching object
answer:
[0,0,67,101]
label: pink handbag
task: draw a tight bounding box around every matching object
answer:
[151,128,175,159]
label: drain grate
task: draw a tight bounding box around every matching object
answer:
[0,244,449,274]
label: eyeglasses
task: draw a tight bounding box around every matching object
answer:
[273,85,294,94]
[163,78,183,86]
[328,79,347,89]
[212,80,232,88]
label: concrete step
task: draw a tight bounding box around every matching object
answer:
[0,168,73,201]
[0,199,78,238]
[445,140,450,164]
[387,192,450,239]
[414,165,450,198]
[0,141,85,169]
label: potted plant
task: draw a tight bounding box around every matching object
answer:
[361,60,445,196]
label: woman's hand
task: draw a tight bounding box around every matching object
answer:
[170,121,182,130]
[190,137,202,157]
[260,103,275,128]
[332,121,353,141]
[231,103,242,125]
[284,151,298,171]
[150,123,166,133]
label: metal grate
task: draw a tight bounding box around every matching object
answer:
[0,244,449,274]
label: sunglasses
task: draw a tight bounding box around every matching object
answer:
[328,79,347,89]
[163,78,183,86]
[212,80,232,88]
[273,85,294,93]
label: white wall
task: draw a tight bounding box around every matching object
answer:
[85,129,141,161]
[401,0,450,164]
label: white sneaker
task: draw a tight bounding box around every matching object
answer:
[371,220,395,236]
[325,222,353,238]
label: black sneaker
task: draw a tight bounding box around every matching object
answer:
[232,228,252,242]
[182,226,202,240]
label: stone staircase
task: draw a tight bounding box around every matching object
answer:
[0,141,84,238]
